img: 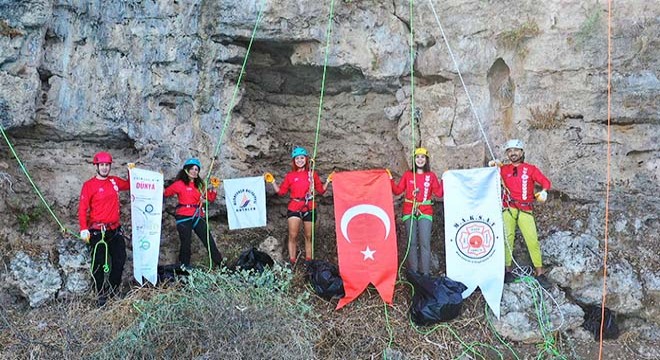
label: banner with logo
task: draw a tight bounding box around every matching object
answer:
[223,176,267,230]
[442,167,504,318]
[333,169,398,309]
[129,168,164,286]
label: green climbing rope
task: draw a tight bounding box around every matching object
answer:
[310,0,336,260]
[200,0,267,270]
[0,122,79,238]
[90,229,110,275]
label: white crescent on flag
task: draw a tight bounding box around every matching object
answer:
[340,204,391,243]
[333,169,398,309]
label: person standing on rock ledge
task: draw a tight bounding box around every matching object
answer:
[264,146,332,265]
[78,151,131,307]
[389,147,444,276]
[164,158,224,271]
[490,139,552,289]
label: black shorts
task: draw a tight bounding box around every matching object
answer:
[287,209,318,222]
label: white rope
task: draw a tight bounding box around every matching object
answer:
[506,244,567,334]
[426,0,567,339]
[426,0,496,160]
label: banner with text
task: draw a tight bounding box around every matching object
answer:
[443,167,504,318]
[130,168,163,286]
[224,176,267,230]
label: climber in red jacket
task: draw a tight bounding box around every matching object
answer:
[265,146,331,264]
[78,151,130,306]
[164,158,223,270]
[390,147,444,276]
[493,139,552,289]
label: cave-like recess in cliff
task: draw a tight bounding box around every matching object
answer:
[230,40,406,175]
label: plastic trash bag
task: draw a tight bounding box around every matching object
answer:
[582,304,620,341]
[157,263,191,283]
[234,247,274,273]
[408,271,467,326]
[306,260,345,301]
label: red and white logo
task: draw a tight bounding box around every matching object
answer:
[454,220,495,261]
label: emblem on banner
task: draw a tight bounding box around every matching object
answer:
[452,216,497,262]
[139,237,151,250]
[232,189,258,212]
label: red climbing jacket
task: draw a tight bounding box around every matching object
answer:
[277,170,326,212]
[500,163,551,212]
[164,180,217,217]
[78,176,130,231]
[391,171,443,216]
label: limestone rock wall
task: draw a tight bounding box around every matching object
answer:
[0,0,658,331]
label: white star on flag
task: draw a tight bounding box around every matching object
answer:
[361,246,376,261]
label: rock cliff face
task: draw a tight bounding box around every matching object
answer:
[0,0,658,331]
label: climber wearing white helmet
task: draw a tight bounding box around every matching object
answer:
[492,139,552,289]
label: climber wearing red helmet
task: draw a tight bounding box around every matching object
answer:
[78,151,130,306]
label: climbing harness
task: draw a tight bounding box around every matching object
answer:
[175,203,204,229]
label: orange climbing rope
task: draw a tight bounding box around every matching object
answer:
[598,0,613,359]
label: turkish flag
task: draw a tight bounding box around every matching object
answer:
[333,169,398,309]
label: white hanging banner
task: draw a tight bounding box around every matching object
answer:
[130,168,163,286]
[443,167,505,318]
[224,176,267,230]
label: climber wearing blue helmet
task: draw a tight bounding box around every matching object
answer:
[164,157,224,269]
[291,146,308,158]
[265,146,333,265]
[183,158,202,169]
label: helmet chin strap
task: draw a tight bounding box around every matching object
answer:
[509,152,524,164]
[96,164,110,179]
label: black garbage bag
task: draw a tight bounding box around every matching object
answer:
[157,263,191,284]
[408,271,467,326]
[234,247,274,273]
[582,304,620,341]
[306,260,345,301]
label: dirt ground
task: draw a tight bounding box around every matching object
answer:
[1,220,657,359]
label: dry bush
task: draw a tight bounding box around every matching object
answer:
[527,102,566,130]
[2,256,637,359]
[498,20,540,57]
[88,267,319,360]
[1,267,320,360]
[0,20,22,38]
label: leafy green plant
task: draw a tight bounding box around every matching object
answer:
[90,266,318,359]
[572,9,602,49]
[15,205,45,233]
